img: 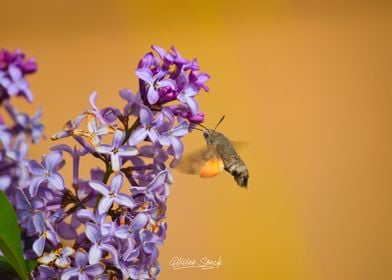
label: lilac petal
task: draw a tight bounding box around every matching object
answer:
[143,243,156,254]
[185,96,199,115]
[88,244,102,264]
[56,222,77,239]
[44,150,63,171]
[114,194,135,208]
[85,223,100,243]
[90,168,104,181]
[100,243,118,266]
[60,267,79,280]
[131,213,149,230]
[28,160,45,175]
[98,196,114,215]
[14,190,30,209]
[32,236,45,256]
[119,88,133,102]
[152,45,173,62]
[149,266,160,277]
[62,247,75,257]
[0,176,11,191]
[183,85,197,97]
[46,230,59,244]
[147,85,159,104]
[123,240,136,261]
[9,65,22,81]
[139,106,153,126]
[23,87,33,103]
[112,129,125,149]
[111,153,121,171]
[139,145,154,157]
[118,145,138,157]
[89,181,110,196]
[159,134,171,146]
[135,68,154,84]
[148,170,168,191]
[89,91,99,110]
[0,76,10,88]
[76,209,95,222]
[29,176,45,197]
[95,144,112,155]
[128,127,148,146]
[55,256,70,269]
[33,213,45,233]
[128,267,139,279]
[172,121,189,137]
[114,226,129,239]
[50,144,73,154]
[96,125,114,136]
[75,250,89,267]
[8,84,19,96]
[48,173,65,191]
[147,129,159,143]
[85,263,105,276]
[157,78,176,89]
[110,173,123,193]
[86,113,98,133]
[197,72,210,83]
[171,137,184,159]
[38,252,56,265]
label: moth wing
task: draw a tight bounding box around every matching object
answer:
[230,141,248,151]
[199,156,224,178]
[175,146,223,177]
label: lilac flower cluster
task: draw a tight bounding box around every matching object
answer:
[0,49,42,194]
[1,46,209,279]
[0,49,37,103]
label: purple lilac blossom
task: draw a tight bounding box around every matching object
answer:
[0,49,37,103]
[2,46,209,279]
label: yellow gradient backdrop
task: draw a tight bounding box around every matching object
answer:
[1,1,392,279]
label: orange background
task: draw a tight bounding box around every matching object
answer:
[1,1,392,279]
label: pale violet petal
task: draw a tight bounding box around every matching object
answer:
[95,144,112,155]
[48,173,65,191]
[85,223,99,243]
[89,181,110,196]
[110,173,123,193]
[134,68,154,84]
[32,236,45,256]
[128,128,148,146]
[118,146,138,157]
[88,244,102,264]
[44,150,63,171]
[98,196,114,215]
[115,194,135,208]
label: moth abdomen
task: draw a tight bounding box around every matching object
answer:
[224,159,249,188]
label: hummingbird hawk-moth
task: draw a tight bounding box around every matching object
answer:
[176,116,249,188]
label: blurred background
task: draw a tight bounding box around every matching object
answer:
[1,1,392,279]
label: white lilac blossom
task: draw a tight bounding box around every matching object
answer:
[1,46,209,279]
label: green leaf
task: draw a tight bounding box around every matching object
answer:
[0,256,37,275]
[26,259,37,272]
[0,255,16,273]
[0,191,29,280]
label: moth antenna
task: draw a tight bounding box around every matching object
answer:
[191,127,203,132]
[195,123,208,130]
[214,115,226,130]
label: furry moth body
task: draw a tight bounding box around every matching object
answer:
[202,129,249,188]
[177,116,249,188]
